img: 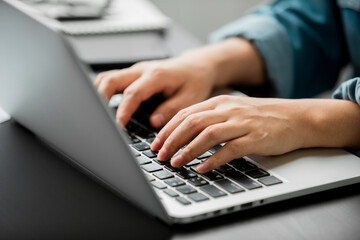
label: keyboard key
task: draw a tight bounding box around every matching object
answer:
[145,174,155,182]
[136,156,151,165]
[143,150,158,158]
[176,185,197,195]
[164,177,185,187]
[245,168,270,178]
[226,172,262,190]
[153,170,174,180]
[188,192,209,202]
[215,179,245,194]
[185,159,201,167]
[230,159,258,172]
[197,151,212,159]
[125,121,139,133]
[154,159,170,165]
[228,158,246,166]
[165,165,183,172]
[131,148,141,157]
[131,136,141,143]
[201,170,224,181]
[176,197,191,205]
[258,176,282,186]
[133,142,150,151]
[151,181,167,189]
[200,185,227,198]
[176,169,197,179]
[163,188,179,197]
[216,164,235,174]
[128,135,141,144]
[209,144,222,154]
[146,137,155,144]
[188,177,208,186]
[135,127,155,139]
[141,163,162,173]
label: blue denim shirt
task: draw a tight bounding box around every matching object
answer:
[211,0,360,104]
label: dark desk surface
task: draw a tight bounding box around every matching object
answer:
[1,24,360,240]
[2,120,360,240]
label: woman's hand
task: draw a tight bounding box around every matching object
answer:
[95,57,216,128]
[95,38,266,128]
[151,96,360,173]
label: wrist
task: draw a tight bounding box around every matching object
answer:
[290,99,360,149]
[180,38,266,88]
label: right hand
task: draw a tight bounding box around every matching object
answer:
[95,56,217,128]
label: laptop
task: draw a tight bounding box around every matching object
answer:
[1,0,360,224]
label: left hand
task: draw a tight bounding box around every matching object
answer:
[151,95,306,173]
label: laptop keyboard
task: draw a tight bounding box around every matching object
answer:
[124,118,283,206]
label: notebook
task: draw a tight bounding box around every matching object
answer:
[56,0,170,35]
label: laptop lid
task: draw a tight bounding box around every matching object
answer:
[0,0,169,223]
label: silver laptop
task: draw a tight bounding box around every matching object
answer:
[1,0,360,224]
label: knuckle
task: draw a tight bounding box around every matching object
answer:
[177,109,189,120]
[226,105,244,113]
[102,76,117,88]
[123,87,138,99]
[184,114,199,128]
[203,126,219,139]
[214,95,229,102]
[148,66,166,77]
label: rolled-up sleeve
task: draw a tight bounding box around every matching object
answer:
[210,0,348,98]
[332,77,360,104]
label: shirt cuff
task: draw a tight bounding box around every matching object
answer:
[209,14,293,98]
[332,77,360,105]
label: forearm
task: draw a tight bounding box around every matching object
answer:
[179,37,266,88]
[293,99,360,149]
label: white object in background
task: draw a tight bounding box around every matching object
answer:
[0,107,10,124]
[58,0,170,35]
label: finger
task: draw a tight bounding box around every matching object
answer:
[156,110,227,161]
[116,73,168,127]
[97,69,140,102]
[153,98,218,150]
[149,88,196,129]
[196,137,254,173]
[170,122,249,167]
[94,70,119,88]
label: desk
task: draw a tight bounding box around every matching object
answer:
[1,23,360,240]
[2,120,360,239]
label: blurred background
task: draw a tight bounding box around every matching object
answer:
[151,0,266,43]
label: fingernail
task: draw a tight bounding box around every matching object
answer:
[158,147,168,160]
[196,161,210,173]
[151,113,165,128]
[151,138,161,150]
[171,155,184,167]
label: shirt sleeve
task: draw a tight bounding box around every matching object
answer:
[210,0,348,98]
[332,77,360,104]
